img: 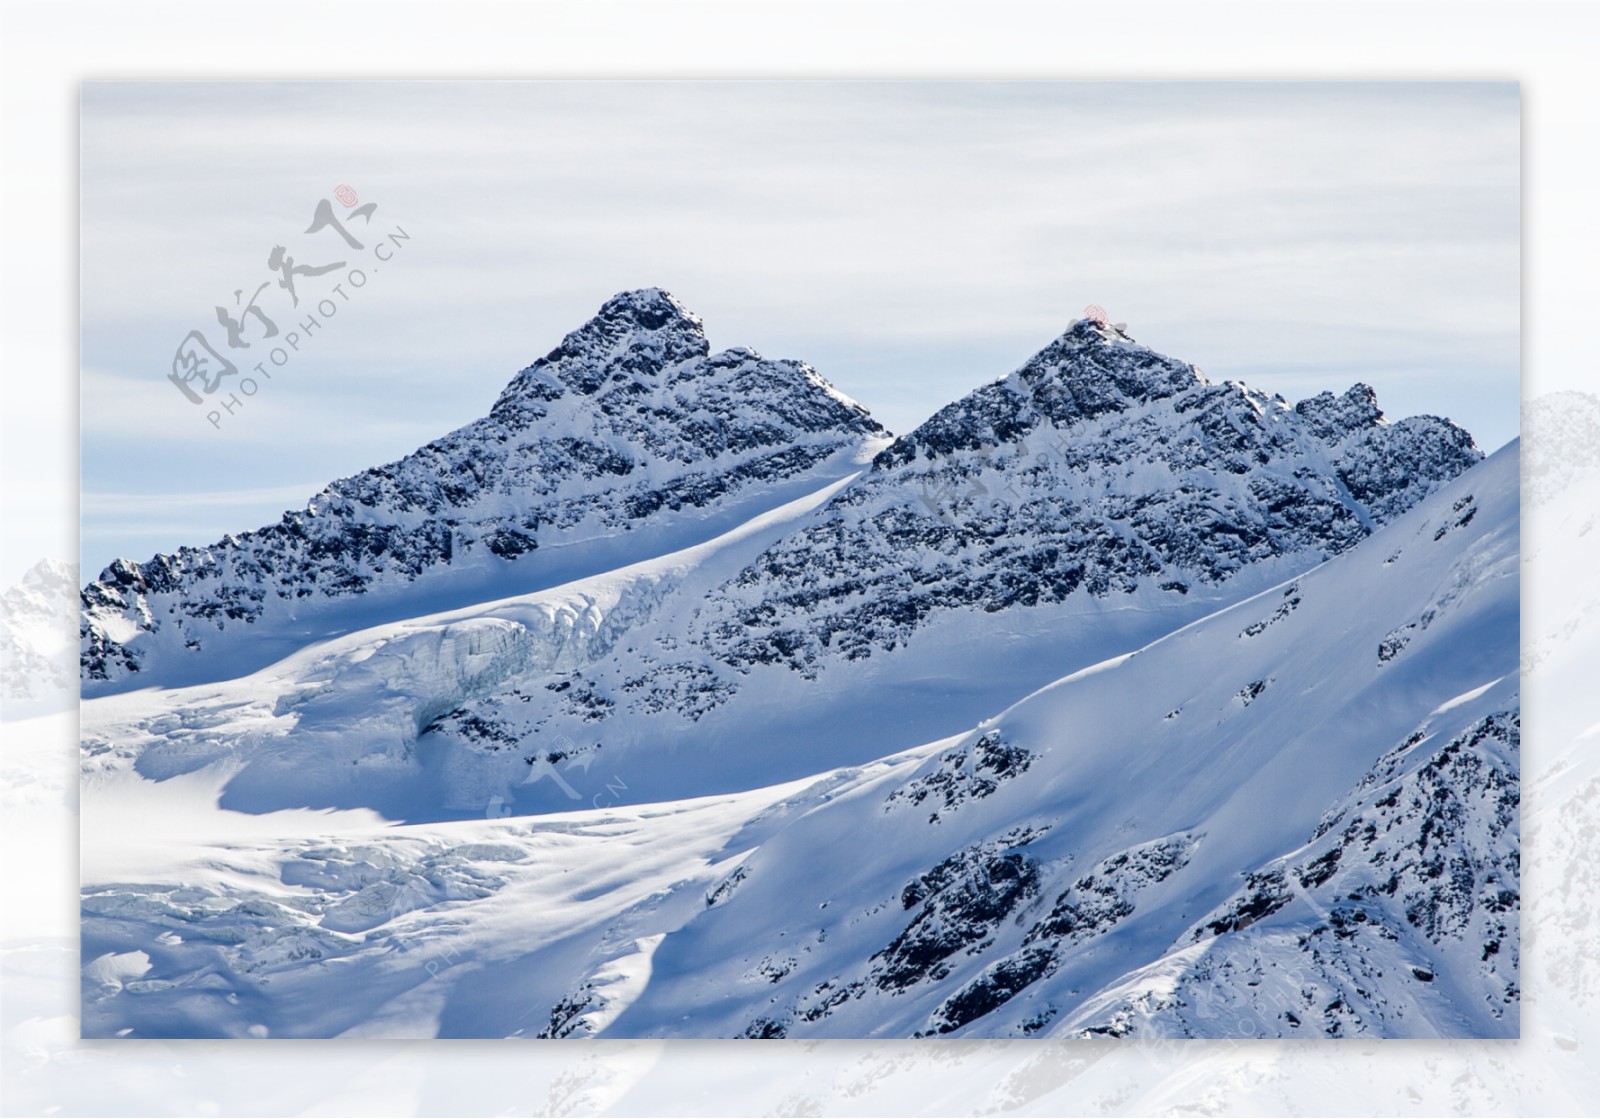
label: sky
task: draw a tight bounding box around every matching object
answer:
[75,81,1520,579]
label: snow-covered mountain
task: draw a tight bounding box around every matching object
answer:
[684,316,1478,672]
[78,441,1518,1040]
[80,288,887,691]
[76,291,1514,1039]
[399,315,1483,810]
[2,558,77,711]
[77,304,1483,821]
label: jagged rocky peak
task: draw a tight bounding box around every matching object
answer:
[1019,317,1204,410]
[879,318,1205,468]
[1294,382,1384,441]
[879,314,1476,484]
[547,286,709,366]
[487,288,881,443]
[494,288,711,412]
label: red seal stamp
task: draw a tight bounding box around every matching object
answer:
[334,184,359,208]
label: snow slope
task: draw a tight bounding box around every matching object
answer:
[79,441,1517,1039]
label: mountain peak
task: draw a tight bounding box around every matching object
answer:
[554,287,709,372]
[874,319,1206,469]
[1013,317,1203,425]
[493,288,711,413]
[1294,383,1384,441]
[1058,314,1134,347]
[592,287,704,335]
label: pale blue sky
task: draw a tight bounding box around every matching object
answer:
[79,81,1519,578]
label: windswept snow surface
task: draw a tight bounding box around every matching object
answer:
[80,441,1518,1039]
